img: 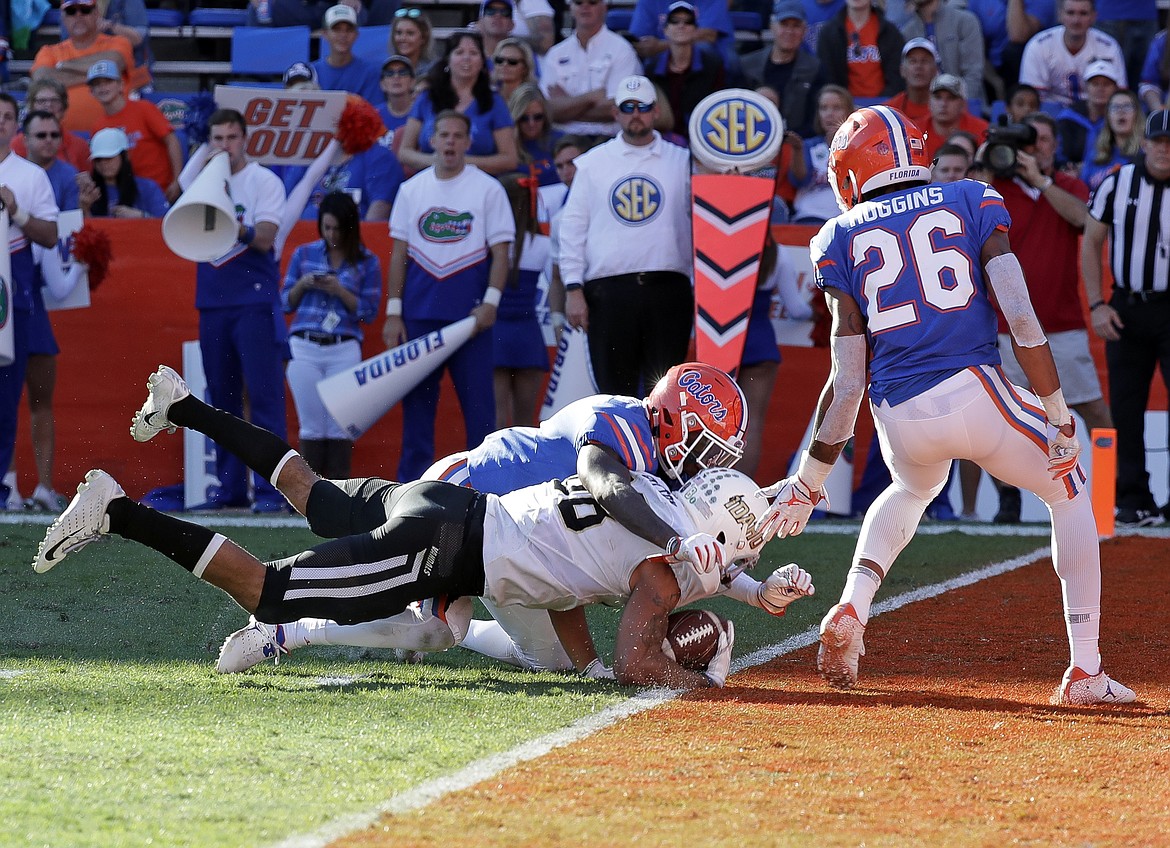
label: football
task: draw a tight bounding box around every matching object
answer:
[662,609,726,670]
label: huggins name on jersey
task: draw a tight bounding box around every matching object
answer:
[847,185,946,224]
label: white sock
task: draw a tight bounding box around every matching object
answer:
[293,610,455,652]
[1049,493,1103,674]
[841,563,883,625]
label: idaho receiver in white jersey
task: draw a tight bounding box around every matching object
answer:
[34,366,815,689]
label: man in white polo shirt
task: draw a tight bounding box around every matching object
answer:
[558,76,693,395]
[541,0,641,138]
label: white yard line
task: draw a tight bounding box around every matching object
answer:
[271,545,1055,848]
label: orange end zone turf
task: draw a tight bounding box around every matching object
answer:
[336,536,1168,848]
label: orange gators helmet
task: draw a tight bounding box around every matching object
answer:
[828,105,932,211]
[646,363,748,481]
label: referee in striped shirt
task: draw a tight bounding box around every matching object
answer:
[1081,109,1170,527]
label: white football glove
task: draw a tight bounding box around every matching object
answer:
[756,475,829,542]
[757,563,815,616]
[581,658,616,680]
[703,620,735,688]
[666,532,725,575]
[1047,419,1081,479]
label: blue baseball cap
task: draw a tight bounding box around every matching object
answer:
[86,60,120,83]
[771,0,806,22]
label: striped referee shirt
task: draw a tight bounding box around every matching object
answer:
[1087,161,1170,295]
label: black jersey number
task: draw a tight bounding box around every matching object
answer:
[553,478,607,532]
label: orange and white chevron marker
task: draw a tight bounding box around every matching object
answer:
[692,174,775,375]
[687,89,784,376]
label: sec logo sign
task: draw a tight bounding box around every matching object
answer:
[689,89,784,174]
[610,176,662,224]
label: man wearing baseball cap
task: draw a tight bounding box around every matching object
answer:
[87,59,183,201]
[740,0,821,137]
[30,0,136,134]
[477,0,516,60]
[925,72,989,159]
[1080,109,1170,526]
[311,4,382,105]
[377,55,416,151]
[558,76,694,395]
[884,37,939,131]
[1055,59,1120,171]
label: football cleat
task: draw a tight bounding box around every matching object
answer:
[817,602,866,689]
[33,469,124,574]
[131,365,190,442]
[216,618,291,673]
[1053,665,1137,706]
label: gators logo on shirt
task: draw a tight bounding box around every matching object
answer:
[419,208,473,242]
[610,176,662,225]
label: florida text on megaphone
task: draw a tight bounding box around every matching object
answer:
[351,328,454,389]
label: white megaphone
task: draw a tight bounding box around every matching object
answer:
[162,150,238,263]
[539,326,597,421]
[317,316,478,439]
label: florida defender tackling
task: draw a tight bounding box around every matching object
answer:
[755,105,1135,706]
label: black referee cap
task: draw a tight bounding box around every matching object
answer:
[1146,109,1170,139]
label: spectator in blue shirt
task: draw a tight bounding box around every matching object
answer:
[78,127,168,219]
[398,30,519,176]
[281,191,383,478]
[312,4,384,105]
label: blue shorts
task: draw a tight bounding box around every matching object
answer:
[493,315,549,371]
[740,288,779,367]
[26,294,59,357]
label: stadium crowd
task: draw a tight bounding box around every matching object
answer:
[2,0,1169,528]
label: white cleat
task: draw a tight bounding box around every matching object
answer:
[1053,666,1137,705]
[33,470,124,573]
[817,602,866,689]
[216,617,290,673]
[130,365,190,442]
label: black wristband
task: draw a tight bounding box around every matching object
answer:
[1089,301,1106,311]
[564,282,583,292]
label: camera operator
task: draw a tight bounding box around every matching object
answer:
[984,110,1111,523]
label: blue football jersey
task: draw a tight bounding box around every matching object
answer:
[811,179,1011,406]
[466,395,658,495]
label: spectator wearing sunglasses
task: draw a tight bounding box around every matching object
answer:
[541,0,641,138]
[558,76,694,395]
[628,0,740,84]
[492,37,537,103]
[391,8,436,80]
[376,55,418,154]
[11,80,92,173]
[510,83,562,186]
[477,0,517,63]
[643,1,724,141]
[30,0,136,134]
[312,5,384,106]
[20,112,81,213]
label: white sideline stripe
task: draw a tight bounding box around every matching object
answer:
[271,545,1052,848]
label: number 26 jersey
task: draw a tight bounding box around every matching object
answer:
[811,179,1012,407]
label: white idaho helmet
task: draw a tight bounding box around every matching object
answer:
[678,467,769,571]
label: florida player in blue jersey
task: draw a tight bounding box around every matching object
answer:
[755,105,1135,706]
[217,362,816,674]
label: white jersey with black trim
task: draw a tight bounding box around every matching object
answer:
[481,472,716,610]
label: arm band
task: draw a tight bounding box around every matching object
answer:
[564,282,584,292]
[986,253,1046,348]
[240,225,256,245]
[482,287,502,307]
[12,207,30,227]
[1039,388,1071,427]
[384,297,403,317]
[1089,301,1106,311]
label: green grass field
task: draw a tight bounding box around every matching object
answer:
[0,518,1048,847]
